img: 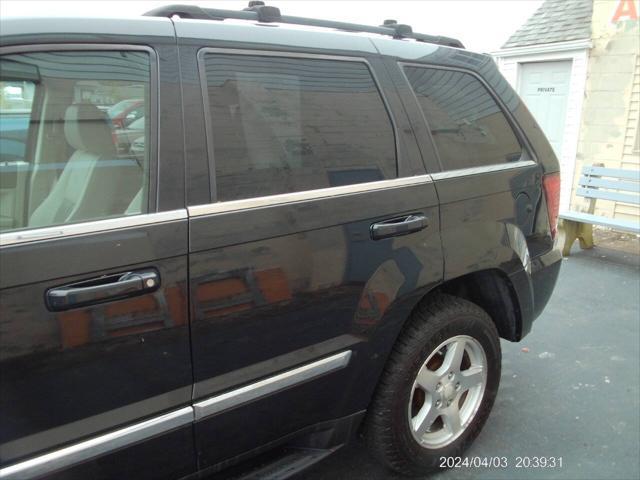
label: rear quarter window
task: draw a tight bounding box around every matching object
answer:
[404,66,522,170]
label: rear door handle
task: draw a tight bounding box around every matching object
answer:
[370,213,429,240]
[46,269,160,312]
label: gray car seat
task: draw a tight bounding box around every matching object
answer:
[29,104,142,228]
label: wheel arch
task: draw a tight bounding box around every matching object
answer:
[349,266,530,421]
[426,269,523,341]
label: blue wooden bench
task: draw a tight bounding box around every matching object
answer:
[559,165,640,256]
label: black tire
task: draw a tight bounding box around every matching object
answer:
[364,293,501,476]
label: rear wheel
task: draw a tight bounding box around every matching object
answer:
[364,294,501,476]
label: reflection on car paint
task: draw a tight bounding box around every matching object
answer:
[55,284,187,348]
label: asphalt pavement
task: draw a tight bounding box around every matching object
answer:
[301,244,640,480]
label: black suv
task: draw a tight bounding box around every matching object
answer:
[0,4,562,479]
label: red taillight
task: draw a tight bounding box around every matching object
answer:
[543,172,561,239]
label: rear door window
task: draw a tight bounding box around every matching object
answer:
[201,53,396,202]
[404,66,522,170]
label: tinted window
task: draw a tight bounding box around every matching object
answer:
[0,51,151,233]
[0,79,34,164]
[108,98,141,118]
[404,67,522,170]
[203,54,396,202]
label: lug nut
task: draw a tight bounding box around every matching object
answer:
[436,383,442,392]
[448,372,454,380]
[455,383,460,390]
[436,400,442,408]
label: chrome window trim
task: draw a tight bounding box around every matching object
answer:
[0,407,194,480]
[188,175,433,217]
[0,162,536,237]
[196,47,400,203]
[0,209,187,247]
[193,350,352,421]
[397,61,539,170]
[430,159,537,181]
[187,160,537,218]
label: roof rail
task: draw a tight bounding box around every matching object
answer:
[143,2,465,49]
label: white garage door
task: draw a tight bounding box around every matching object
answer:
[519,61,572,157]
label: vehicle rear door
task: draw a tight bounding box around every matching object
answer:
[176,21,444,470]
[0,33,195,479]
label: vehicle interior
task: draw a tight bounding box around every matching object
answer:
[0,52,150,232]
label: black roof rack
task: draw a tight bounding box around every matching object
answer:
[143,2,465,49]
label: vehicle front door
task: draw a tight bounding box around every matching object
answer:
[0,40,194,480]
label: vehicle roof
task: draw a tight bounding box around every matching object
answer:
[0,14,504,101]
[0,15,489,66]
[0,16,175,39]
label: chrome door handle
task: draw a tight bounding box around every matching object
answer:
[370,213,429,240]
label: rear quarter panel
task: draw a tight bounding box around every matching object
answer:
[373,37,554,337]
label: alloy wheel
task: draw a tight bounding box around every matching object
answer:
[408,335,488,449]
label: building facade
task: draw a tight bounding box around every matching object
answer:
[494,0,639,224]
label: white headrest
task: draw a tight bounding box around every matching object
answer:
[64,104,116,156]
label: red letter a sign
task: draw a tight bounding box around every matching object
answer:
[612,0,639,23]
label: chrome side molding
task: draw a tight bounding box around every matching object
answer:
[0,350,353,479]
[0,407,194,480]
[193,351,352,420]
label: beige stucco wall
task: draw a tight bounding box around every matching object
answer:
[572,0,640,222]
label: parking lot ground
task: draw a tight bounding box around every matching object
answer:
[302,244,640,480]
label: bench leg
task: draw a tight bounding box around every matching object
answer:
[559,220,595,256]
[559,219,579,256]
[577,223,594,250]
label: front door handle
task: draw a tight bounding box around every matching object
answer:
[46,269,160,311]
[370,213,429,240]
